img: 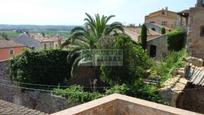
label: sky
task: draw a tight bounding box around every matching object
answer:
[0,0,196,26]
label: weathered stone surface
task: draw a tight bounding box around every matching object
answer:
[177,83,204,114]
[177,68,185,77]
[186,57,204,67]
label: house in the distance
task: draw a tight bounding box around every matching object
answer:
[15,33,64,50]
[145,7,177,29]
[124,26,168,60]
[0,40,26,61]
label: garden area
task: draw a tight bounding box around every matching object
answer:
[10,13,187,106]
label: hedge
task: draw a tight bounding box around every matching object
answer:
[167,28,186,51]
[10,50,75,87]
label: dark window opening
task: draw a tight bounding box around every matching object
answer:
[150,45,157,57]
[9,49,14,55]
[151,28,156,31]
[200,26,204,37]
[44,44,47,49]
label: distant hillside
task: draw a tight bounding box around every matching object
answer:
[0,24,76,32]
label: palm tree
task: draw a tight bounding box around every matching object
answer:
[62,13,124,77]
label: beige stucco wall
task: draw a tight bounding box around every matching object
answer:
[147,35,168,60]
[52,94,202,115]
[145,10,177,29]
[188,7,204,59]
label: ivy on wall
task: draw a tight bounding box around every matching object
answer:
[167,28,186,51]
[10,50,74,87]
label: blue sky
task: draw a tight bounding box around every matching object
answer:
[0,0,196,25]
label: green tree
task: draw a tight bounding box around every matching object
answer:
[100,34,152,85]
[0,32,9,40]
[141,24,147,49]
[161,27,166,34]
[62,13,124,77]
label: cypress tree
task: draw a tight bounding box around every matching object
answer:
[141,24,147,49]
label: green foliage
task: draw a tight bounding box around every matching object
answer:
[105,84,130,95]
[161,27,166,34]
[141,24,147,49]
[129,81,165,104]
[100,34,152,85]
[53,85,103,103]
[151,49,187,84]
[62,13,124,77]
[10,50,73,86]
[105,82,166,104]
[0,32,9,40]
[167,28,186,51]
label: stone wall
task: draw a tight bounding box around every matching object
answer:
[0,61,10,81]
[177,83,204,114]
[52,94,201,115]
[0,60,72,114]
[188,6,204,59]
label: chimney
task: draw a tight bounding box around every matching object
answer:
[165,7,168,11]
[196,0,204,7]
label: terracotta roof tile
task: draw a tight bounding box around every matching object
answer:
[0,40,26,49]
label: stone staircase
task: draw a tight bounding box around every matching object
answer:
[159,56,204,107]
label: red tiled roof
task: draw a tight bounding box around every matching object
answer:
[124,27,162,42]
[0,40,26,49]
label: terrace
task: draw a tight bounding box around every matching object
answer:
[52,94,201,115]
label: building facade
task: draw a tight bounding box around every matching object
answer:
[178,0,204,59]
[145,7,177,29]
[0,40,26,61]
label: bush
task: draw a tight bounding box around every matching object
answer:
[105,84,130,95]
[151,49,187,84]
[167,28,186,51]
[53,85,103,103]
[100,34,152,85]
[10,50,74,87]
[161,27,166,34]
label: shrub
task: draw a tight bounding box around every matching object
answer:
[130,82,165,104]
[167,28,186,51]
[10,50,75,87]
[161,27,166,34]
[53,85,103,103]
[100,34,152,85]
[151,49,187,84]
[105,84,130,95]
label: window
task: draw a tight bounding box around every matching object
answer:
[161,21,167,26]
[200,26,204,37]
[9,49,14,55]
